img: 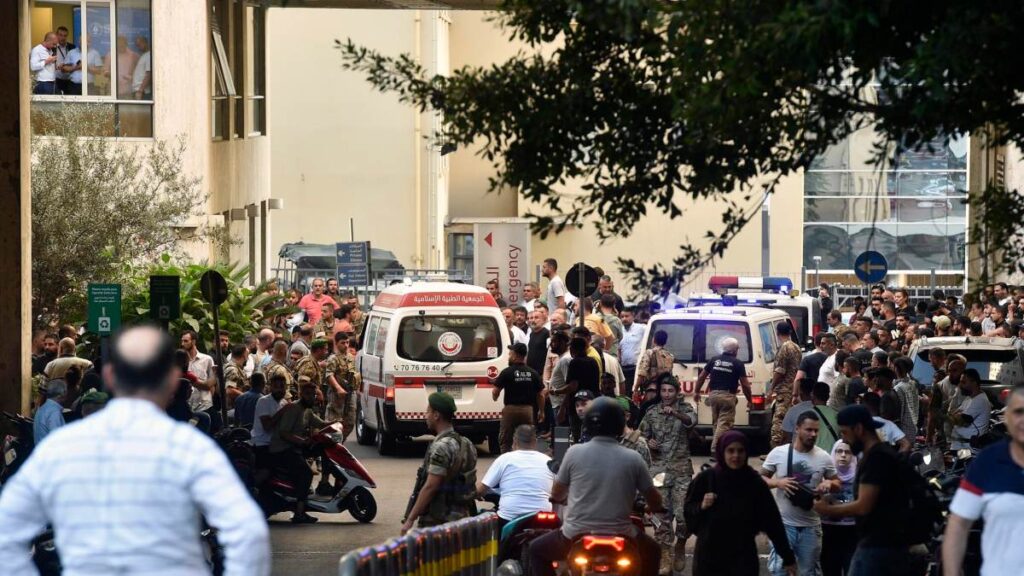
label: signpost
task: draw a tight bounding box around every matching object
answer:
[200,270,229,426]
[336,241,372,288]
[566,262,598,328]
[149,275,181,330]
[854,251,889,284]
[87,283,122,335]
[470,221,531,306]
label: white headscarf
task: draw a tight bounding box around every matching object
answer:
[831,440,858,484]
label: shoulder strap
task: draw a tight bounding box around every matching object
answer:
[813,406,839,441]
[787,442,794,478]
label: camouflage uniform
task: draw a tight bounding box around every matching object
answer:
[313,319,336,340]
[324,351,357,440]
[417,428,478,527]
[636,346,675,394]
[293,354,324,411]
[770,339,802,448]
[223,362,249,391]
[264,359,294,399]
[619,429,652,468]
[639,398,696,572]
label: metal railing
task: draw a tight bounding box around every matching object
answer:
[338,513,500,576]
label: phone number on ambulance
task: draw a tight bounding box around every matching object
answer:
[392,364,448,372]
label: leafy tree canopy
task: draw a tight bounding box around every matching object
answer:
[339,0,1024,294]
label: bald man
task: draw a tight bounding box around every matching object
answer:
[43,338,93,381]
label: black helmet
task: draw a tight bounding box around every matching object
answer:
[583,396,626,438]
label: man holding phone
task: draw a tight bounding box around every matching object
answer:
[30,32,59,94]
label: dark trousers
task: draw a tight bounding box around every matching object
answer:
[204,407,223,434]
[822,523,857,576]
[529,530,660,576]
[500,404,535,454]
[622,365,637,396]
[271,449,313,502]
[848,544,910,576]
[34,81,57,95]
[56,78,73,94]
[62,82,82,95]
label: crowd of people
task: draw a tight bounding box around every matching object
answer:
[10,264,1024,576]
[31,28,152,99]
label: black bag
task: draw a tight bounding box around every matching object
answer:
[898,459,944,544]
[786,443,816,511]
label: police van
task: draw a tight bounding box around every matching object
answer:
[633,305,794,439]
[355,282,509,455]
[687,276,822,350]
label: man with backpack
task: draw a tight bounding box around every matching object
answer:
[814,405,937,576]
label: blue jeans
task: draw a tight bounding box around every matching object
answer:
[769,524,822,576]
[847,545,910,576]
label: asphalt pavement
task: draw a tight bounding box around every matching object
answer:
[269,437,772,576]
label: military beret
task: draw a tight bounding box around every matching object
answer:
[310,339,329,351]
[428,392,457,418]
[80,390,109,405]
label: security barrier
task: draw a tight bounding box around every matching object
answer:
[339,512,500,576]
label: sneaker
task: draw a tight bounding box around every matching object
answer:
[291,512,319,524]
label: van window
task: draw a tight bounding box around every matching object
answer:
[363,317,381,356]
[758,323,777,362]
[374,318,390,357]
[648,320,752,363]
[396,315,502,362]
[773,304,809,345]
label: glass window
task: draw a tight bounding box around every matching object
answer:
[373,318,390,358]
[247,4,265,135]
[449,233,474,275]
[646,320,752,364]
[757,323,777,363]
[116,0,153,101]
[397,316,502,362]
[648,320,697,363]
[363,317,380,356]
[705,323,752,362]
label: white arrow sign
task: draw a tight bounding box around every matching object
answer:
[858,262,886,274]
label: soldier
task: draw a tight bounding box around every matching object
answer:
[263,340,294,399]
[312,301,338,339]
[636,330,675,396]
[400,392,478,534]
[619,415,652,468]
[222,344,250,409]
[639,373,696,576]
[293,339,329,410]
[324,332,357,440]
[770,323,802,448]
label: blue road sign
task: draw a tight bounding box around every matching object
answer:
[336,241,370,265]
[336,241,371,287]
[854,251,888,284]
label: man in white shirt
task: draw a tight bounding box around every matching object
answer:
[182,330,218,427]
[504,307,529,345]
[950,369,992,451]
[30,32,59,95]
[476,425,554,528]
[523,282,540,312]
[132,35,152,99]
[54,26,74,94]
[543,258,567,310]
[0,325,271,576]
[252,373,288,480]
[618,308,645,389]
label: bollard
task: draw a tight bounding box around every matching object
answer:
[403,532,421,576]
[370,543,390,576]
[337,551,359,576]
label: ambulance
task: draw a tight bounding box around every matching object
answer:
[633,305,794,440]
[354,281,509,455]
[686,276,822,350]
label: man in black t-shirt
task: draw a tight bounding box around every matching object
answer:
[694,337,751,451]
[492,343,544,454]
[795,333,835,402]
[814,405,911,576]
[526,310,550,375]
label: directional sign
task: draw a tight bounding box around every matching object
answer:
[336,241,372,287]
[87,283,122,335]
[854,251,889,284]
[149,275,181,321]
[566,262,599,299]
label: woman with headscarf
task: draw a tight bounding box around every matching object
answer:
[684,430,798,576]
[820,441,858,576]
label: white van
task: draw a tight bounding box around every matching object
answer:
[355,282,509,455]
[633,305,794,439]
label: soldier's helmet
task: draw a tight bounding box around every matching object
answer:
[583,396,626,439]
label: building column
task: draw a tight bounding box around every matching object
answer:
[0,0,32,415]
[247,203,258,285]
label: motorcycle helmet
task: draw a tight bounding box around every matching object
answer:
[583,396,626,438]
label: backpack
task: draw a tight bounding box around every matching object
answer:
[898,458,943,545]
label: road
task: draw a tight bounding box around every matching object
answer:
[269,437,772,576]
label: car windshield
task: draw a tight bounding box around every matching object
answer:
[396,315,502,362]
[647,319,752,364]
[911,348,1023,386]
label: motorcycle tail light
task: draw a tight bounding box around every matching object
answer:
[1000,389,1011,403]
[536,512,558,523]
[750,395,766,410]
[617,558,632,567]
[574,556,588,566]
[582,536,626,552]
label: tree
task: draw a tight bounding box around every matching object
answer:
[31,104,226,325]
[338,1,1024,295]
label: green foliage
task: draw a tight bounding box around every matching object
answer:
[31,104,232,326]
[338,1,1024,296]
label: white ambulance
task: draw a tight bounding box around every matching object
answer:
[354,281,509,455]
[686,276,822,351]
[633,305,794,440]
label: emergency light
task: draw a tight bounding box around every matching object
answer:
[708,276,793,294]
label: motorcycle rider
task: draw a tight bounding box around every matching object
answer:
[639,373,697,575]
[476,424,554,531]
[528,396,664,576]
[269,381,330,524]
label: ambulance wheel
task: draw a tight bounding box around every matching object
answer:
[487,434,500,455]
[375,409,397,456]
[356,404,375,446]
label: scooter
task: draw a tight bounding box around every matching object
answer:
[256,422,378,522]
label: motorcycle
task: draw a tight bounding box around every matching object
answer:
[909,447,982,576]
[566,534,642,576]
[253,422,378,522]
[1,411,35,487]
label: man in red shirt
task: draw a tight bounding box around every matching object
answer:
[298,278,332,325]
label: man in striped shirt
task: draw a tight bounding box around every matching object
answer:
[0,325,270,576]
